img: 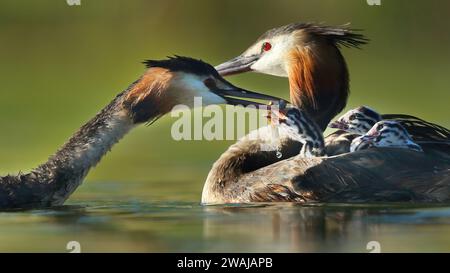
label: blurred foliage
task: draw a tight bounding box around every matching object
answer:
[0,0,449,200]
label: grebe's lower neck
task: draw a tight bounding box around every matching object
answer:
[28,66,177,204]
[30,92,136,203]
[287,44,350,131]
[27,68,176,205]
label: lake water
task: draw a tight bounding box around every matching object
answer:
[1,180,450,253]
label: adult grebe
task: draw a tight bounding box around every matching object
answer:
[204,23,450,204]
[0,56,282,209]
[202,107,450,204]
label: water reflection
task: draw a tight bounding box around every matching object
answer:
[202,204,368,252]
[201,203,450,252]
[1,201,450,252]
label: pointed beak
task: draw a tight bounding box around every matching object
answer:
[360,130,380,144]
[212,79,288,107]
[266,108,287,125]
[215,54,260,76]
[328,120,348,130]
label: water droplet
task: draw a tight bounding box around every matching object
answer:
[276,150,282,158]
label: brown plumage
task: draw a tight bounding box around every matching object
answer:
[203,136,450,203]
[123,67,174,123]
[287,42,350,130]
[241,149,450,203]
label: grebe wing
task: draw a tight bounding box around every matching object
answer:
[382,114,450,142]
[324,130,358,156]
[230,148,450,203]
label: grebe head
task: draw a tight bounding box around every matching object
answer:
[351,121,423,152]
[329,106,382,134]
[215,22,368,77]
[269,106,324,156]
[215,23,367,130]
[124,56,285,123]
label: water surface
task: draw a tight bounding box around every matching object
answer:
[1,181,449,252]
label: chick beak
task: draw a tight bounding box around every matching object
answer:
[266,108,287,125]
[328,120,349,130]
[365,129,381,138]
[361,131,380,142]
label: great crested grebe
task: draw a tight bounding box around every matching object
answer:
[0,56,282,209]
[350,120,423,153]
[202,22,450,203]
[202,107,450,204]
[328,106,450,154]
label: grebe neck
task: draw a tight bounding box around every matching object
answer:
[287,43,350,131]
[30,92,136,203]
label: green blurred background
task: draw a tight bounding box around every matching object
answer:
[0,0,449,202]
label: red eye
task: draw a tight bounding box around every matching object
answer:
[262,42,272,52]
